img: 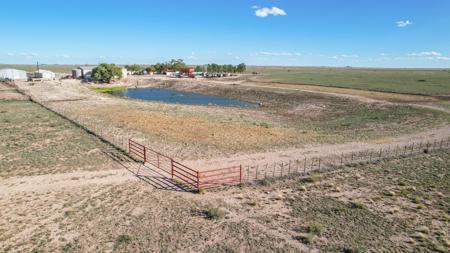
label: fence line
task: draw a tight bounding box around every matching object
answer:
[12,82,450,192]
[241,137,450,184]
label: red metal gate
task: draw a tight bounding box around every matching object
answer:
[128,139,242,191]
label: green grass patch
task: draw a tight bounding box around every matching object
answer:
[204,207,225,220]
[92,86,127,93]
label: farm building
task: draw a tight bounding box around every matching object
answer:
[0,69,28,81]
[72,69,82,79]
[180,67,195,76]
[34,69,56,80]
[78,66,95,79]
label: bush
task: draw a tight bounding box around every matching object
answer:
[204,207,224,220]
[92,63,122,83]
[349,201,366,209]
[303,174,322,183]
[115,234,132,248]
[307,223,324,236]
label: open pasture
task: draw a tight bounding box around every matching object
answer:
[250,67,450,96]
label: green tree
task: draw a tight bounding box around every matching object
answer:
[236,63,246,73]
[92,63,122,83]
[125,64,143,74]
[194,66,203,72]
[145,66,156,74]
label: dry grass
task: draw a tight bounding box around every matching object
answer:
[0,100,117,178]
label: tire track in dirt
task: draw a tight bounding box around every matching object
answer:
[184,125,450,170]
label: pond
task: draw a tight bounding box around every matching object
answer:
[108,87,258,107]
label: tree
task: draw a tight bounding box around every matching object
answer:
[125,64,143,74]
[194,66,203,72]
[167,59,186,71]
[145,66,156,73]
[92,63,122,83]
[236,63,246,73]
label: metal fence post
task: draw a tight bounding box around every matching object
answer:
[196,171,200,191]
[143,146,147,163]
[239,165,243,184]
[304,158,307,174]
[171,159,174,179]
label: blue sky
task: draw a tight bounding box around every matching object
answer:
[1,0,449,67]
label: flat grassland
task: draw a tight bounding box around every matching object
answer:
[1,72,450,253]
[2,149,448,252]
[251,67,450,96]
[0,100,118,178]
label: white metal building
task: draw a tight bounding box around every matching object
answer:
[0,69,28,81]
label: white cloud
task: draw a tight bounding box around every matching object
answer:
[396,20,412,28]
[408,51,442,57]
[56,54,70,58]
[331,54,359,60]
[408,51,450,61]
[255,7,287,18]
[259,52,301,56]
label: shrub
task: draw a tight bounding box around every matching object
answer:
[307,223,324,236]
[115,234,132,248]
[349,201,366,209]
[204,207,224,220]
[303,174,322,183]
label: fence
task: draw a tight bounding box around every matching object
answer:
[13,81,449,192]
[241,137,450,183]
[128,139,243,191]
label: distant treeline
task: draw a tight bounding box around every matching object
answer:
[124,59,246,74]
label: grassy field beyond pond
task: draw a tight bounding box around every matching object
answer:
[251,67,450,96]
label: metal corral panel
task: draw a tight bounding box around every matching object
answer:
[0,69,28,81]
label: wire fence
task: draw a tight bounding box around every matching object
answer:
[241,137,450,183]
[13,82,450,190]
